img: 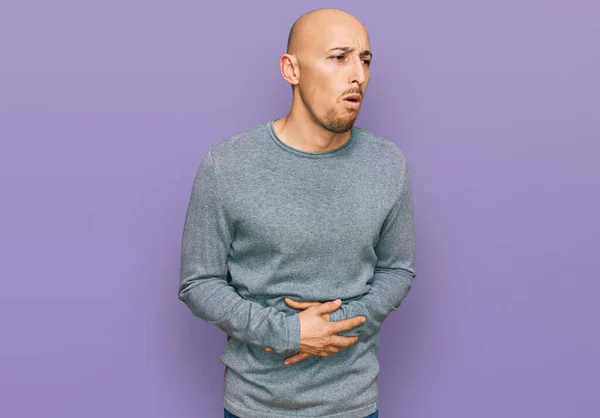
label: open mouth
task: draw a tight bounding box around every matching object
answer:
[343,94,362,106]
[344,97,362,107]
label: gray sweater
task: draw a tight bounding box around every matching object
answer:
[179,120,416,417]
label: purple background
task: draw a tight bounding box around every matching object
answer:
[1,1,598,417]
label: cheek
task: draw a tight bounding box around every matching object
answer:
[306,84,333,109]
[301,69,339,109]
[309,68,338,98]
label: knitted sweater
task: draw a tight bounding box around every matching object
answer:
[179,120,416,417]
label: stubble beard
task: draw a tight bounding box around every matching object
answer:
[321,105,358,133]
[298,86,359,134]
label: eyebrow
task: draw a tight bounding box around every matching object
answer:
[327,46,373,59]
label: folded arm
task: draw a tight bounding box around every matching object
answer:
[178,148,300,354]
[329,152,416,338]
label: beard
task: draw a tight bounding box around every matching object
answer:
[298,86,359,134]
[321,105,358,133]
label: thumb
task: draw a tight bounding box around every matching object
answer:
[285,298,322,310]
[313,299,342,315]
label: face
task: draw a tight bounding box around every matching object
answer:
[295,22,372,133]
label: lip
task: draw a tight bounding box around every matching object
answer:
[343,94,362,108]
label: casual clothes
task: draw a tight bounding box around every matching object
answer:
[180,121,416,417]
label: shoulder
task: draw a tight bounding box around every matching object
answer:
[208,122,268,159]
[353,126,409,169]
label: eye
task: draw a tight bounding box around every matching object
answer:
[362,59,371,66]
[332,55,345,61]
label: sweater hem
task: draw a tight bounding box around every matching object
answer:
[223,395,378,418]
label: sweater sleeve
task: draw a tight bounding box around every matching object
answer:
[328,153,416,338]
[178,148,301,353]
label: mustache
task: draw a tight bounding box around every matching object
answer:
[341,89,362,98]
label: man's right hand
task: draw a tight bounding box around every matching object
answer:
[286,298,365,364]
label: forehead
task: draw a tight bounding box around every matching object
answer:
[311,21,370,53]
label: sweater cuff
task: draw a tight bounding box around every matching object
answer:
[284,313,301,352]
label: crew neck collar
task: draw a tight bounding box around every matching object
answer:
[267,120,356,159]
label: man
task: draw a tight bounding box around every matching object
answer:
[179,7,416,418]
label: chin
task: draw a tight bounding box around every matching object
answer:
[324,121,355,134]
[319,105,359,133]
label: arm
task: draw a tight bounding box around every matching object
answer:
[329,153,416,338]
[178,148,300,354]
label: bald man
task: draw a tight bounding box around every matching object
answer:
[179,8,416,418]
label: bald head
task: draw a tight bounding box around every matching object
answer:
[286,8,368,55]
[278,8,371,134]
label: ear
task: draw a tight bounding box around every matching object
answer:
[279,53,300,86]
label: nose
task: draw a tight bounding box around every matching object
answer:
[349,56,367,85]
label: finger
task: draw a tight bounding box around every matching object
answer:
[264,347,292,353]
[265,347,294,353]
[329,315,366,333]
[314,341,355,355]
[284,352,311,365]
[312,299,342,315]
[284,298,322,309]
[316,348,337,356]
[321,345,340,354]
[327,335,360,348]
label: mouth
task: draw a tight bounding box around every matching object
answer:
[343,94,362,108]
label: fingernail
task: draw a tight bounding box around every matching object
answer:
[335,299,341,304]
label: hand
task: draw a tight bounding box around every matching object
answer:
[264,298,366,366]
[264,298,325,354]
